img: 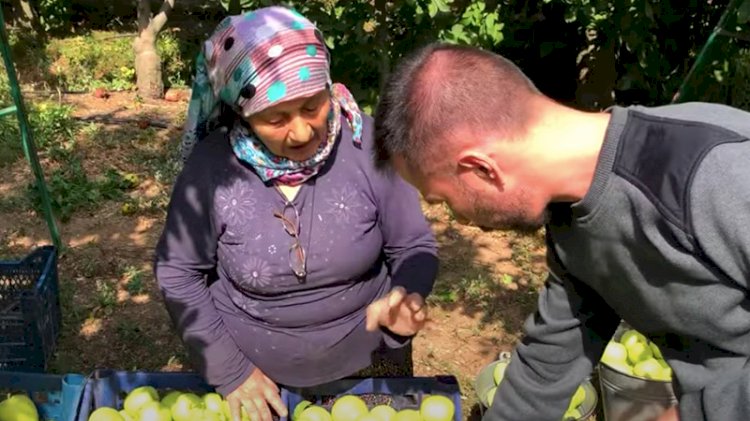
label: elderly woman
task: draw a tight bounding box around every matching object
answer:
[154,6,438,421]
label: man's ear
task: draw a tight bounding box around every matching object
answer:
[457,151,502,186]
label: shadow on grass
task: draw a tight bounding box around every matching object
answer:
[426,211,547,334]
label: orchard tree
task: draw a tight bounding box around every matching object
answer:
[11,0,45,40]
[134,0,175,99]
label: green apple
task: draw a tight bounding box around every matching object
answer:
[202,393,223,415]
[420,395,454,421]
[124,386,159,417]
[88,407,125,421]
[370,405,397,421]
[393,409,421,421]
[354,416,380,421]
[633,358,663,380]
[221,401,231,420]
[0,394,38,421]
[626,341,653,365]
[293,400,314,420]
[220,401,250,421]
[138,401,172,421]
[170,393,202,421]
[653,365,673,382]
[486,387,497,407]
[619,329,647,348]
[601,341,628,367]
[566,385,585,412]
[649,342,663,359]
[299,406,333,421]
[331,395,368,421]
[186,408,222,421]
[606,361,634,376]
[562,407,582,421]
[160,391,181,410]
[119,410,134,421]
[493,361,508,385]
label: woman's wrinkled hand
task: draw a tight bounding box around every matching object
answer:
[226,368,288,421]
[366,286,428,336]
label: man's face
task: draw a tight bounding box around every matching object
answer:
[392,155,548,233]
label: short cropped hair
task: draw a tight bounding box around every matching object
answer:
[374,42,539,170]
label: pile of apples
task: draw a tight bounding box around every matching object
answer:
[0,393,41,421]
[600,328,673,382]
[485,361,587,421]
[88,386,244,421]
[293,394,455,421]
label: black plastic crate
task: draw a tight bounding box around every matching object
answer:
[0,246,60,371]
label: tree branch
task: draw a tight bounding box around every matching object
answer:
[149,0,176,35]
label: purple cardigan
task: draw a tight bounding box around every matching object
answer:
[154,115,438,395]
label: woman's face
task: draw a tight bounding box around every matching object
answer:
[246,89,331,162]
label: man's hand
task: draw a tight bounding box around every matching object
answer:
[366,286,427,336]
[226,368,288,421]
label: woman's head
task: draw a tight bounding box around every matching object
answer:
[245,87,331,161]
[189,6,333,161]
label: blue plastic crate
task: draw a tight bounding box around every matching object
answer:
[77,369,290,420]
[283,376,462,421]
[0,371,86,421]
[0,246,60,371]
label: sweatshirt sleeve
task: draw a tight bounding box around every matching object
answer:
[372,166,439,348]
[686,141,750,421]
[690,141,750,291]
[154,148,255,396]
[375,168,439,299]
[485,235,620,420]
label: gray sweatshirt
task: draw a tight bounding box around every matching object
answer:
[484,102,750,421]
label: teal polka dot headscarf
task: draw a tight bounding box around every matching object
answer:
[181,6,363,185]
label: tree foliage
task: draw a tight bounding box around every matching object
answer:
[6,0,749,110]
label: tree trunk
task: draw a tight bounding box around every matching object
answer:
[134,31,164,99]
[15,0,45,39]
[134,0,174,99]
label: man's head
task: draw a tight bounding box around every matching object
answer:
[374,43,550,232]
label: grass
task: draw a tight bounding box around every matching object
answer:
[123,266,146,296]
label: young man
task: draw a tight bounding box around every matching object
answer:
[373,42,750,421]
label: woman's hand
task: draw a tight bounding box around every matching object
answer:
[226,368,288,421]
[366,286,428,336]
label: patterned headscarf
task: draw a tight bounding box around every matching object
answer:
[181,6,363,185]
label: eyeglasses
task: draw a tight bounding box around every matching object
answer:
[273,202,307,281]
